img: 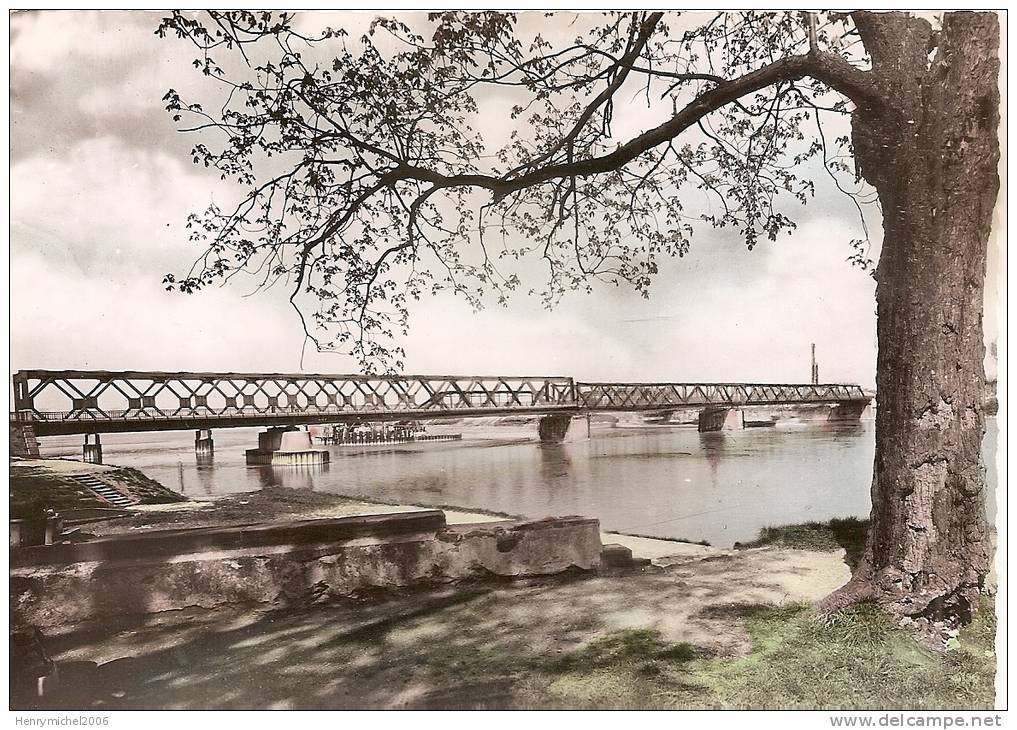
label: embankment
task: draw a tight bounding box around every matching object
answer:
[11,510,602,631]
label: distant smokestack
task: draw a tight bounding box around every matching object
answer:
[811,343,819,385]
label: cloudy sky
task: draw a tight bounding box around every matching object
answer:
[9,10,1001,388]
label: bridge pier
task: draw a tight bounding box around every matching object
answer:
[195,429,214,460]
[246,426,329,466]
[82,434,103,464]
[697,408,744,433]
[829,401,870,421]
[537,414,589,443]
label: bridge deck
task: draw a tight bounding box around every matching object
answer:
[12,370,870,436]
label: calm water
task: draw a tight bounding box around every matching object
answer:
[38,418,998,548]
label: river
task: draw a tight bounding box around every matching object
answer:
[37,417,998,548]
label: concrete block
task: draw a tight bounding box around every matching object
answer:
[279,430,313,451]
[600,543,651,570]
[11,512,603,631]
[600,543,634,568]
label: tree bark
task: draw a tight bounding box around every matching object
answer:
[819,12,999,632]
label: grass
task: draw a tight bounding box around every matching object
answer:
[10,468,102,519]
[10,462,185,519]
[691,598,996,709]
[734,517,868,567]
[487,517,993,709]
[535,630,709,707]
[526,598,997,709]
[553,629,701,671]
[104,467,185,503]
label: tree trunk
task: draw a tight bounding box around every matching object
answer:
[819,12,999,633]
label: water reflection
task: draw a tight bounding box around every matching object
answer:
[195,462,217,496]
[538,444,572,483]
[254,463,330,491]
[698,432,726,489]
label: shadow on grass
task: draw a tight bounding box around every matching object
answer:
[734,517,868,570]
[697,602,776,620]
[32,578,625,710]
[23,572,996,711]
[552,628,701,672]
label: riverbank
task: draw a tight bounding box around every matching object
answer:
[33,529,996,709]
[8,457,515,532]
[10,459,185,520]
[85,487,512,535]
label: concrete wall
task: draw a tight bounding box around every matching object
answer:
[10,511,602,631]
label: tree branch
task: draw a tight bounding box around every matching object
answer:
[383,52,880,200]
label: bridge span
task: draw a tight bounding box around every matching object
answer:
[11,370,870,458]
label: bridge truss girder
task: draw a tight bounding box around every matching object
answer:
[11,370,870,437]
[12,371,578,436]
[576,382,868,410]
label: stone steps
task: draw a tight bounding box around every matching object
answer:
[68,475,135,508]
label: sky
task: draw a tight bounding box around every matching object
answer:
[9,10,1002,389]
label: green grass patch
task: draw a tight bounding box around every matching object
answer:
[693,598,997,710]
[10,463,184,520]
[10,467,102,519]
[527,599,996,709]
[553,629,701,671]
[541,629,708,708]
[102,467,186,504]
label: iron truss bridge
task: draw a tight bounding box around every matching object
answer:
[11,370,870,436]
